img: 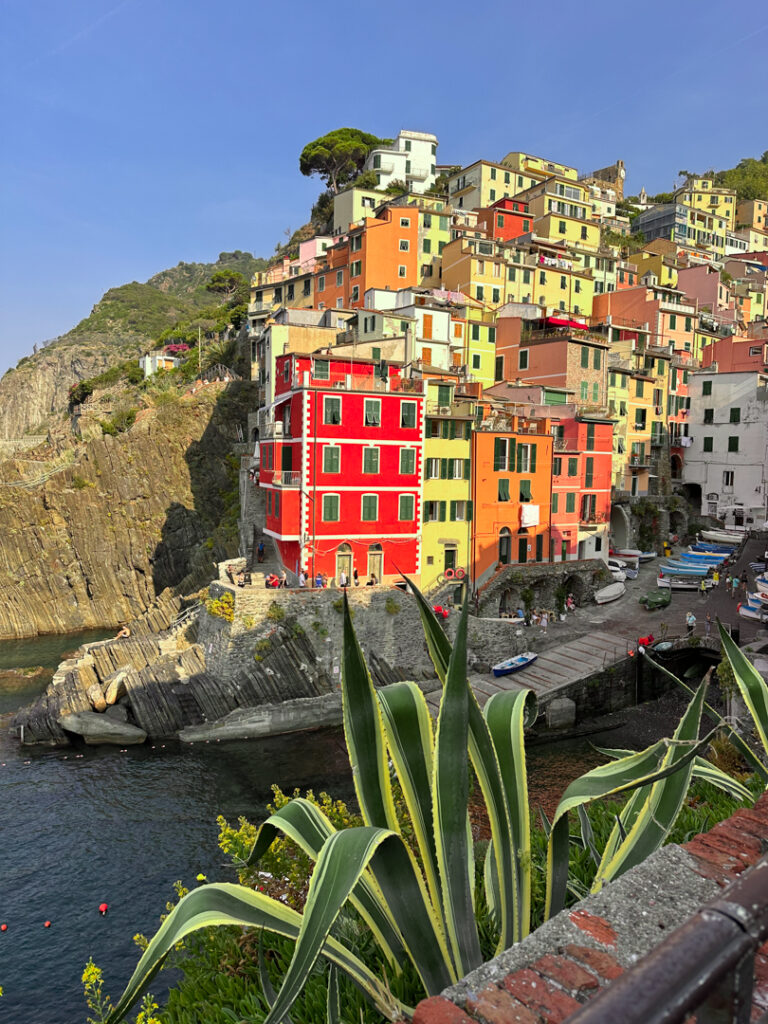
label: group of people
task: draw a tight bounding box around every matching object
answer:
[686,610,714,636]
[499,592,575,625]
[265,571,288,589]
[708,569,748,596]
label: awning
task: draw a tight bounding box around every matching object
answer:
[546,316,588,330]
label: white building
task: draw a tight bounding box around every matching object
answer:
[139,351,180,377]
[683,370,768,530]
[364,130,438,194]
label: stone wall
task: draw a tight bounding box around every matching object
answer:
[477,560,610,617]
[199,582,439,688]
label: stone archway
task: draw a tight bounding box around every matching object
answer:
[671,454,683,480]
[564,573,589,605]
[610,504,631,550]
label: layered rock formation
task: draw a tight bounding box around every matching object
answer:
[0,382,253,638]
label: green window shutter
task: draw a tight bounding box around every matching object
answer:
[728,436,739,452]
[437,384,451,406]
[494,438,505,471]
[439,501,446,521]
[465,421,472,439]
[703,436,713,452]
[516,444,523,472]
[530,444,537,472]
[586,423,595,450]
[581,346,589,368]
[730,407,741,423]
[441,420,450,439]
[585,456,593,488]
[703,380,712,395]
[467,500,473,521]
[464,458,471,479]
[440,458,448,479]
[519,479,532,501]
[568,457,578,476]
[552,492,559,513]
[566,492,575,513]
[592,382,598,402]
[498,478,510,501]
[450,501,457,521]
[449,419,456,439]
[593,348,601,370]
[508,438,516,470]
[446,460,454,479]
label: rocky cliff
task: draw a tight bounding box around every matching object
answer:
[0,381,253,639]
[0,251,264,438]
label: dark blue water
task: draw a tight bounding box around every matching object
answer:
[0,633,353,1024]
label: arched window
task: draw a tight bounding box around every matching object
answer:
[498,527,512,565]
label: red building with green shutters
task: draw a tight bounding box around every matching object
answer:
[259,353,424,583]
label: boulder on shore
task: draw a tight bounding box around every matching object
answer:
[104,668,128,705]
[60,712,146,745]
[86,682,107,713]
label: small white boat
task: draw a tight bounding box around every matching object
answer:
[595,581,626,604]
[613,548,642,566]
[657,576,713,591]
[492,651,538,677]
[639,551,657,563]
[739,596,768,621]
[700,530,742,545]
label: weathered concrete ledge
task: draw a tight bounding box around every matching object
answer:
[179,692,343,743]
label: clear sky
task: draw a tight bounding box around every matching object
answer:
[1,0,767,373]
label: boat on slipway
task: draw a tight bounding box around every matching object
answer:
[595,581,626,604]
[739,595,768,621]
[492,652,538,678]
[639,586,671,610]
[700,530,743,546]
[659,563,711,576]
[657,576,714,591]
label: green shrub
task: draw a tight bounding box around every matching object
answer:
[266,602,285,622]
[205,589,234,622]
[385,597,401,615]
[72,474,93,490]
[100,408,137,436]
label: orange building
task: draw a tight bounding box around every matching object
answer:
[470,415,553,586]
[314,207,420,310]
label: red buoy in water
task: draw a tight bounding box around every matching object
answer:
[99,903,109,915]
[1,923,7,931]
[44,920,51,928]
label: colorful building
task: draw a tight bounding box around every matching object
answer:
[260,353,424,583]
[421,380,476,589]
[471,415,553,585]
[674,177,737,231]
[476,197,532,243]
[550,414,613,560]
[363,129,439,194]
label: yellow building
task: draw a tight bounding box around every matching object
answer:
[736,199,768,233]
[607,365,631,490]
[500,152,578,181]
[626,248,679,288]
[441,235,509,308]
[675,177,737,230]
[332,186,388,234]
[534,213,601,252]
[421,380,475,589]
[447,160,548,211]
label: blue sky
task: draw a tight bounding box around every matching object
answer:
[1,0,767,373]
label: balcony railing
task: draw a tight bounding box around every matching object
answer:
[580,510,608,525]
[273,470,301,487]
[426,400,476,417]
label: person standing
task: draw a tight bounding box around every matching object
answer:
[280,570,287,588]
[353,569,359,587]
[699,578,707,598]
[712,569,719,588]
[705,612,712,637]
[339,570,348,589]
[298,570,306,588]
[686,610,696,636]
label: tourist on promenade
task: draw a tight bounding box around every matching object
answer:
[705,612,712,637]
[315,572,323,588]
[686,610,696,636]
[322,573,328,588]
[353,569,359,586]
[280,570,287,588]
[733,575,741,598]
[257,541,265,563]
[699,578,707,597]
[339,570,348,589]
[298,570,306,588]
[225,565,236,585]
[712,569,719,588]
[741,571,748,593]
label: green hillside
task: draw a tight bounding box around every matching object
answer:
[713,151,768,201]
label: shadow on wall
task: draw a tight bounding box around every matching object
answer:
[150,381,256,596]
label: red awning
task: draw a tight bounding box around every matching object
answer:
[546,316,588,330]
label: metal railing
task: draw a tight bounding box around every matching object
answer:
[273,470,301,487]
[567,857,768,1024]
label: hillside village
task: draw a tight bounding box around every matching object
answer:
[200,131,768,591]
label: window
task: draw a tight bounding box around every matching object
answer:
[519,479,532,502]
[400,217,410,227]
[703,436,713,452]
[560,275,567,290]
[523,219,530,232]
[372,346,381,362]
[636,379,644,398]
[350,234,362,252]
[364,399,380,427]
[283,359,291,382]
[584,456,594,488]
[323,446,340,473]
[539,271,546,286]
[401,402,417,429]
[559,220,566,234]
[592,381,599,402]
[400,448,416,474]
[518,349,529,370]
[552,492,559,513]
[398,265,407,277]
[580,382,588,401]
[351,260,362,277]
[703,380,712,395]
[498,478,510,501]
[399,239,410,251]
[566,492,575,513]
[497,214,504,227]
[317,275,325,293]
[581,346,589,368]
[567,457,578,476]
[657,359,666,375]
[363,448,379,473]
[361,494,378,521]
[685,316,692,332]
[703,408,713,424]
[581,225,588,240]
[517,443,535,472]
[553,457,562,475]
[586,423,595,451]
[493,437,509,471]
[495,355,504,381]
[423,238,432,254]
[324,396,341,425]
[399,494,415,520]
[728,436,739,452]
[335,270,343,287]
[351,285,359,302]
[730,407,741,423]
[472,354,481,369]
[314,359,329,380]
[471,324,480,341]
[723,470,734,487]
[669,314,677,329]
[424,457,440,479]
[423,501,440,522]
[508,266,516,281]
[322,494,339,521]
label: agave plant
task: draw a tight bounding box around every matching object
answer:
[105,584,746,1023]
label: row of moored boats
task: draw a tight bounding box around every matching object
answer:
[656,529,745,592]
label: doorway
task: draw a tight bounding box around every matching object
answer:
[518,538,528,563]
[444,546,457,573]
[336,543,352,583]
[498,528,511,565]
[367,543,383,581]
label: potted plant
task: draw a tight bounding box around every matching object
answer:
[554,584,568,621]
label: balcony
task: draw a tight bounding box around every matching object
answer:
[630,453,650,468]
[273,470,301,487]
[580,510,608,525]
[297,373,424,395]
[426,400,476,418]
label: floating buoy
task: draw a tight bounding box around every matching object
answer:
[196,873,207,883]
[99,903,109,915]
[1,923,7,931]
[44,920,51,928]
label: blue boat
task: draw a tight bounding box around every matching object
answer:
[492,652,538,677]
[691,543,734,554]
[679,552,726,565]
[659,563,710,576]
